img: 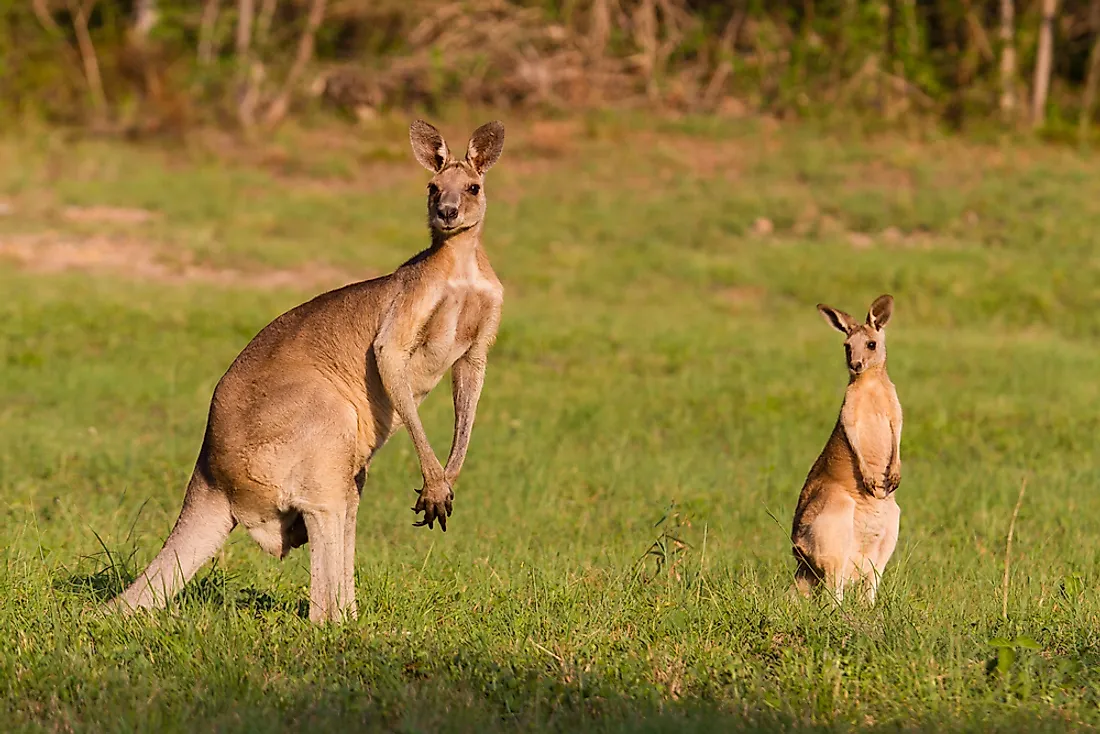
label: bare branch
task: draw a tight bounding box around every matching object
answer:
[238,61,265,131]
[261,0,328,129]
[66,0,108,121]
[32,0,62,34]
[999,0,1017,120]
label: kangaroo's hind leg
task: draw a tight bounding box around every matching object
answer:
[860,501,901,605]
[301,503,346,624]
[341,467,366,620]
[790,548,820,599]
[806,497,857,605]
[852,554,882,605]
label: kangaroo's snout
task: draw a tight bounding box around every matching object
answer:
[850,359,864,373]
[437,199,460,225]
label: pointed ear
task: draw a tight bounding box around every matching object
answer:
[818,304,857,335]
[465,121,505,175]
[409,119,450,173]
[867,294,894,330]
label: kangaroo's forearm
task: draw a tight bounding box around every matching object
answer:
[892,419,903,466]
[376,346,444,481]
[842,422,875,489]
[444,356,486,480]
[842,424,865,473]
[885,414,901,467]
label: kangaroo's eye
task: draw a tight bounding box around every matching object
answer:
[867,341,877,351]
[467,184,480,195]
[427,183,438,196]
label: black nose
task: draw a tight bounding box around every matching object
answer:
[437,204,458,223]
[851,361,863,371]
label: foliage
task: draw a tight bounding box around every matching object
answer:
[3,1,1100,136]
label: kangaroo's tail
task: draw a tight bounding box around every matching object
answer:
[106,469,235,613]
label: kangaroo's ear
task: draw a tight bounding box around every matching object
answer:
[465,121,505,175]
[867,294,894,330]
[818,304,858,335]
[409,120,450,173]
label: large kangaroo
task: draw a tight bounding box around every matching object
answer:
[791,295,902,604]
[107,120,505,623]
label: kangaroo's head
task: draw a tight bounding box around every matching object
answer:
[409,120,505,237]
[818,294,894,377]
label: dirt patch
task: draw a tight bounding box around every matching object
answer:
[61,205,159,225]
[845,159,915,192]
[525,119,584,158]
[655,136,746,179]
[715,285,768,308]
[0,233,362,290]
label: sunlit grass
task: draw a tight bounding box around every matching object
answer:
[1,115,1099,731]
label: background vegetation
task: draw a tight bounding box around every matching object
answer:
[5,0,1100,139]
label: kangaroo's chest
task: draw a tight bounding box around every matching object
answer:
[408,276,499,397]
[843,381,901,476]
[855,413,893,474]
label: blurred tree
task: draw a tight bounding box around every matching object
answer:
[1082,0,1100,139]
[1000,0,1018,120]
[1032,0,1058,128]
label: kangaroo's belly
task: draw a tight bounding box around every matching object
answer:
[853,498,898,553]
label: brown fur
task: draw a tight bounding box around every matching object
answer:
[791,295,903,604]
[107,120,506,623]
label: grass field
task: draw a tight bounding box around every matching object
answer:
[1,113,1099,732]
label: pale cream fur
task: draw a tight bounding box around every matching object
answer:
[791,294,903,604]
[106,120,506,623]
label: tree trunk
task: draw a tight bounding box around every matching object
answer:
[261,0,327,128]
[236,0,257,129]
[198,0,220,65]
[589,0,611,57]
[236,0,255,60]
[67,0,108,121]
[999,0,1016,120]
[881,0,898,111]
[1080,0,1100,140]
[1031,0,1057,129]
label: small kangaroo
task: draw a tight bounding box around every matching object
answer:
[107,120,505,623]
[791,294,902,604]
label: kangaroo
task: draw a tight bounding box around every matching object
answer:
[106,120,505,623]
[791,294,902,604]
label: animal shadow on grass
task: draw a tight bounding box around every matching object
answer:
[135,644,1093,734]
[57,553,310,619]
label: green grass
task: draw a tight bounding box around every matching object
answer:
[2,114,1100,731]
